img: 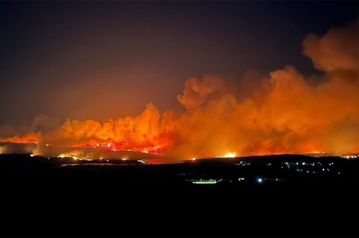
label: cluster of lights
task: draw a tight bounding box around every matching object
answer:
[256,177,282,183]
[279,160,339,175]
[188,176,282,185]
[281,161,325,168]
[236,161,251,166]
[192,178,222,185]
[342,154,359,159]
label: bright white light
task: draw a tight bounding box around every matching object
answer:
[192,179,219,185]
[223,152,237,158]
[257,177,263,184]
[121,157,128,161]
[191,157,197,161]
[30,154,35,157]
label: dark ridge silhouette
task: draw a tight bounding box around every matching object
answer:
[0,153,358,236]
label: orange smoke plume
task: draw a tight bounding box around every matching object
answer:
[1,21,359,160]
[0,133,41,144]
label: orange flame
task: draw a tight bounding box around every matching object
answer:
[0,133,41,144]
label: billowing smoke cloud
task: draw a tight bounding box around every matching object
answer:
[177,74,226,110]
[303,21,359,72]
[1,21,359,160]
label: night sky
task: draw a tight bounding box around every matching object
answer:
[1,1,358,126]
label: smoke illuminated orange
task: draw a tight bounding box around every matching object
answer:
[1,21,359,161]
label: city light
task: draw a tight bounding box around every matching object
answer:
[192,179,221,184]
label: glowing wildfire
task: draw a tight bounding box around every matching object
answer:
[223,152,237,158]
[1,21,359,161]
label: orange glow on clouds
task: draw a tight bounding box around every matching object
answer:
[1,21,359,161]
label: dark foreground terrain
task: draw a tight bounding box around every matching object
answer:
[1,154,359,237]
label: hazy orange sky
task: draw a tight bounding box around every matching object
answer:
[0,1,358,129]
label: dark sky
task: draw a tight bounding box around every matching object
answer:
[0,1,358,125]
